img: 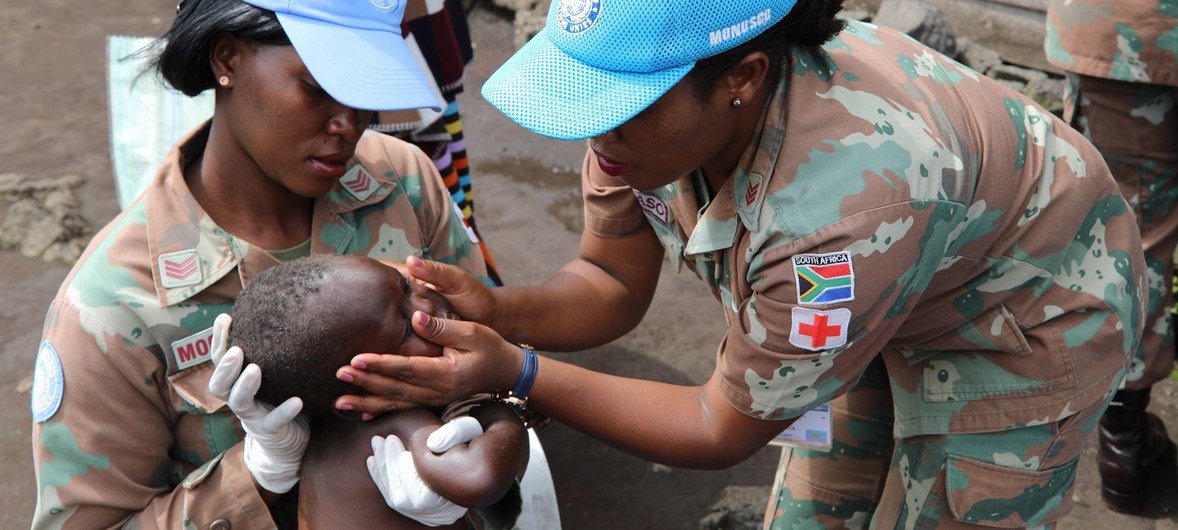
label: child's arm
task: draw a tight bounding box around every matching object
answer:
[397,403,528,508]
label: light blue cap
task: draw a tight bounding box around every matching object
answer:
[482,0,797,141]
[241,0,441,112]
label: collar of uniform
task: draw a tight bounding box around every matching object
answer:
[146,124,252,308]
[145,127,397,307]
[734,63,790,233]
[683,66,790,256]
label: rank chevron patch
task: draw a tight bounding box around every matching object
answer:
[792,251,855,305]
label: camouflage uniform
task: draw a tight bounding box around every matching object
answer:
[583,20,1145,528]
[1046,0,1178,390]
[29,123,487,529]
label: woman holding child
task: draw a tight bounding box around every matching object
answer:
[339,0,1151,527]
[29,0,498,527]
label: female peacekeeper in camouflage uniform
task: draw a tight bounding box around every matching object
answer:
[1045,0,1178,514]
[28,0,491,528]
[337,0,1148,527]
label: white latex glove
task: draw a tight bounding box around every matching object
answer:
[208,315,309,494]
[367,435,468,526]
[209,313,232,367]
[426,416,484,453]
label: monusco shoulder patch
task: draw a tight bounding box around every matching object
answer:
[32,341,65,423]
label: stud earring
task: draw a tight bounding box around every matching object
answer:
[731,97,742,108]
[218,75,230,87]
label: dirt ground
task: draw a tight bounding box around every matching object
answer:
[1,1,1177,529]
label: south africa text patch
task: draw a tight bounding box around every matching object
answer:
[793,251,854,305]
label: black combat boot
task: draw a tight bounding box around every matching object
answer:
[1097,387,1177,514]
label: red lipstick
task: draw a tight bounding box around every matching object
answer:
[594,150,630,177]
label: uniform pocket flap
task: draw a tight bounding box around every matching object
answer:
[168,363,226,413]
[945,454,1078,528]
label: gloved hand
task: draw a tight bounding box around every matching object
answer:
[368,435,468,526]
[426,415,484,453]
[208,314,310,494]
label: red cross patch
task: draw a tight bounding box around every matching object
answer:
[158,250,202,289]
[789,307,851,351]
[340,166,377,201]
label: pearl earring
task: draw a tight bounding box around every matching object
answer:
[731,97,742,108]
[218,75,230,87]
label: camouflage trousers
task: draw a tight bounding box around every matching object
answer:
[1065,73,1178,388]
[766,358,1109,529]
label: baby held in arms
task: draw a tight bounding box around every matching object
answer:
[229,255,526,529]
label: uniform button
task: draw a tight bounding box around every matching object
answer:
[210,520,230,530]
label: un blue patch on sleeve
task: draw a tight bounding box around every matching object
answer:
[31,341,64,423]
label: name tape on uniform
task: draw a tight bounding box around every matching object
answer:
[792,251,855,305]
[632,190,670,225]
[172,327,216,371]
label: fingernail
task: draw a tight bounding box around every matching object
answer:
[337,402,354,411]
[353,360,367,369]
[362,413,375,421]
[414,312,430,326]
[338,372,354,383]
[408,256,421,268]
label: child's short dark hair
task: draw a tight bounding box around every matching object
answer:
[230,255,356,415]
[150,0,291,96]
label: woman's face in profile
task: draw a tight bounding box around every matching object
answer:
[588,78,732,192]
[217,38,375,198]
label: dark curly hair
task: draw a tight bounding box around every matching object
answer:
[230,255,360,416]
[148,0,290,96]
[688,0,846,100]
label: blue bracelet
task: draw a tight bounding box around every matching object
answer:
[510,345,538,400]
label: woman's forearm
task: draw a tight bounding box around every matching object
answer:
[488,230,665,351]
[528,356,791,469]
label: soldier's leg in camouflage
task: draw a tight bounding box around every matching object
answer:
[766,357,893,529]
[1069,73,1178,514]
[870,398,1107,529]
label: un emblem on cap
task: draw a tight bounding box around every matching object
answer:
[370,0,399,10]
[558,0,602,34]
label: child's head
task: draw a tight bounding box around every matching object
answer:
[229,254,455,416]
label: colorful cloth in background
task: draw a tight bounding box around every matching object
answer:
[373,0,502,285]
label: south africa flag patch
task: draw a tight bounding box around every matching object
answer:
[793,251,855,305]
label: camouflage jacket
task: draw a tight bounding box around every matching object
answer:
[1045,0,1178,86]
[29,123,487,529]
[584,19,1145,438]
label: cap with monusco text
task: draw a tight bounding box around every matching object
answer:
[482,0,797,141]
[241,0,441,112]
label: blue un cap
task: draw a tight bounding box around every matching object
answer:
[241,0,441,112]
[482,0,797,141]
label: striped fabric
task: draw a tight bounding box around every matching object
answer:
[374,0,501,284]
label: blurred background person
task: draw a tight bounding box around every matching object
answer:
[1045,0,1178,515]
